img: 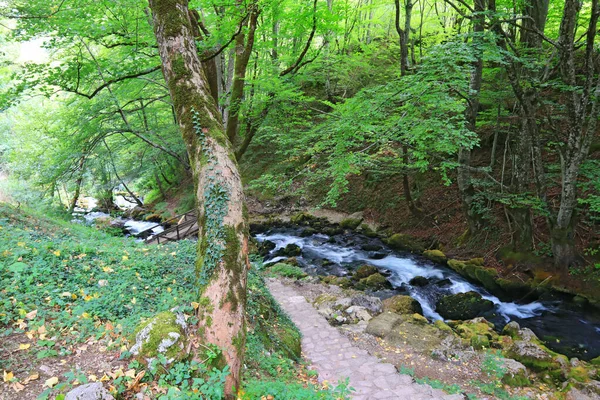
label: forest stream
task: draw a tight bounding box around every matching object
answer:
[256,226,600,362]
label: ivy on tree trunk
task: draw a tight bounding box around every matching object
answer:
[147,0,250,397]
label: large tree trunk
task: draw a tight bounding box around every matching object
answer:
[148,1,250,397]
[68,156,85,214]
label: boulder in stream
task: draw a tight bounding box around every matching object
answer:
[357,273,393,290]
[435,291,494,320]
[353,265,378,280]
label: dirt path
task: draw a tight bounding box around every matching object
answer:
[267,279,465,400]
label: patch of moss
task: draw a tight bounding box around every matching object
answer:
[339,218,362,230]
[423,249,447,264]
[353,265,378,280]
[267,263,308,279]
[386,233,425,253]
[359,273,391,290]
[568,366,590,383]
[502,373,531,387]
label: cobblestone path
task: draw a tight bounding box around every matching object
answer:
[267,279,465,400]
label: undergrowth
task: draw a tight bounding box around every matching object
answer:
[0,204,350,399]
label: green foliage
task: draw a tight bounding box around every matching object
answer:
[266,263,308,279]
[242,378,354,399]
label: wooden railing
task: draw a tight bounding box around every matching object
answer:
[138,210,199,244]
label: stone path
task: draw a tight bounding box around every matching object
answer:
[267,279,465,400]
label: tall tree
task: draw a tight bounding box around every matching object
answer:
[148,0,250,397]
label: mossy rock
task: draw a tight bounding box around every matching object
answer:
[300,227,317,237]
[326,276,353,289]
[433,320,453,333]
[502,321,521,338]
[423,249,447,264]
[258,240,276,257]
[470,334,490,349]
[290,212,318,225]
[468,258,485,266]
[504,340,560,372]
[568,366,591,383]
[353,265,378,280]
[322,227,344,236]
[339,218,362,230]
[435,291,494,320]
[386,234,426,253]
[591,356,600,366]
[358,273,392,290]
[314,293,338,307]
[382,295,423,315]
[276,243,302,257]
[359,224,377,237]
[275,325,302,360]
[130,311,188,367]
[409,276,430,287]
[496,278,533,297]
[144,213,162,223]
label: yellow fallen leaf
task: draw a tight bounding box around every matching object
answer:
[19,343,31,350]
[52,250,61,256]
[61,292,71,297]
[38,325,46,334]
[84,295,93,301]
[88,375,97,382]
[125,369,136,378]
[26,373,39,382]
[3,370,14,382]
[111,369,124,379]
[25,309,37,320]
[25,332,35,340]
[167,287,172,293]
[81,312,90,319]
[102,266,114,273]
[71,293,78,300]
[191,302,199,309]
[122,255,129,261]
[131,298,136,304]
[99,374,110,382]
[44,376,59,388]
[17,242,25,247]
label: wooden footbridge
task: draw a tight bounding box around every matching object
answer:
[140,210,198,245]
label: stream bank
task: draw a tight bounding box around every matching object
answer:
[251,211,600,399]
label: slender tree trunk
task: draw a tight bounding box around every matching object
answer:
[457,0,484,237]
[550,0,600,269]
[68,156,85,214]
[148,1,250,397]
[225,5,259,143]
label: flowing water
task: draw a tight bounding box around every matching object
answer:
[256,227,600,361]
[72,196,164,238]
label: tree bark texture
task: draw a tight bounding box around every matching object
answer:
[148,0,250,397]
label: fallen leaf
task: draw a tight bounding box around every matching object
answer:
[11,382,25,392]
[191,302,199,309]
[25,373,39,383]
[88,375,97,382]
[125,369,136,378]
[37,325,46,334]
[19,343,31,350]
[3,371,14,382]
[44,376,59,388]
[52,250,61,256]
[25,309,37,320]
[99,374,110,382]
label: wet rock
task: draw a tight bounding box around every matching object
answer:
[350,294,383,315]
[382,295,423,315]
[258,240,276,257]
[361,244,383,252]
[276,243,301,257]
[435,291,494,320]
[249,222,268,234]
[434,278,452,287]
[130,311,188,367]
[300,227,317,237]
[447,259,503,295]
[370,252,387,260]
[353,265,378,280]
[66,382,115,400]
[423,249,447,264]
[409,276,430,287]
